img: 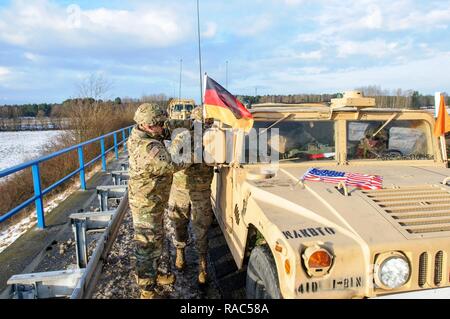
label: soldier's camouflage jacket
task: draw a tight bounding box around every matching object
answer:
[128,126,189,181]
[172,125,213,191]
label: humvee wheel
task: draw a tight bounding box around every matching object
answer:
[246,245,282,299]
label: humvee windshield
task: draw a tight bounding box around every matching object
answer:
[244,118,434,164]
[347,120,433,161]
[173,104,195,112]
[245,120,336,163]
[173,104,184,112]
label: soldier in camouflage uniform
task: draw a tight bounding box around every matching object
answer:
[128,103,191,299]
[168,107,214,285]
[357,127,389,159]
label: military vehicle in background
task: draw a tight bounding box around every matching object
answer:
[168,98,196,120]
[203,91,450,299]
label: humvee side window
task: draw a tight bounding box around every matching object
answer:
[245,120,336,163]
[347,120,433,160]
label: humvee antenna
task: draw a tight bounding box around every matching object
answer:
[196,0,203,105]
[226,60,229,89]
[179,58,183,103]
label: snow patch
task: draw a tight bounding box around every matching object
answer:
[0,130,63,171]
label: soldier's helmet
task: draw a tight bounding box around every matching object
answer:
[191,106,203,121]
[134,103,168,126]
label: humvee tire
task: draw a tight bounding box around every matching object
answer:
[246,245,282,299]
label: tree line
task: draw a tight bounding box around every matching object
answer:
[2,85,448,118]
[0,103,55,118]
[239,86,449,109]
[0,94,171,119]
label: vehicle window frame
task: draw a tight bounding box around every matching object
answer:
[242,119,339,166]
[343,118,438,164]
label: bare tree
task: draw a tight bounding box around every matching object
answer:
[140,94,169,105]
[63,73,116,142]
[77,73,113,100]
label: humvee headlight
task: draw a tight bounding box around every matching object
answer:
[302,246,334,277]
[375,252,411,290]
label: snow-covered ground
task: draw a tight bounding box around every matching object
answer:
[0,130,62,171]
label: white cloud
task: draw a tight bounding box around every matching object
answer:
[233,51,450,94]
[336,39,400,58]
[202,22,218,38]
[0,67,11,78]
[297,0,450,45]
[272,48,323,61]
[299,67,327,74]
[0,0,191,50]
[296,50,323,60]
[386,7,450,31]
[364,5,383,29]
[0,66,13,85]
[276,0,306,5]
[24,52,40,62]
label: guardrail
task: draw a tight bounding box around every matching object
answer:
[0,125,134,229]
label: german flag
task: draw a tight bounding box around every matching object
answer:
[204,75,253,132]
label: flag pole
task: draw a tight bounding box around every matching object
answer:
[196,0,203,106]
[441,136,447,162]
[202,73,208,119]
[226,60,229,90]
[436,93,448,162]
[443,93,448,162]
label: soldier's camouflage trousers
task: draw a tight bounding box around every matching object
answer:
[167,187,213,255]
[128,176,172,288]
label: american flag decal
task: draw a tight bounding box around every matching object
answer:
[302,168,383,190]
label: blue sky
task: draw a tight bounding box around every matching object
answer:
[0,0,449,104]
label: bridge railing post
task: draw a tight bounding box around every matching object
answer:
[100,138,107,172]
[31,164,45,229]
[113,133,119,160]
[122,129,127,152]
[78,146,87,190]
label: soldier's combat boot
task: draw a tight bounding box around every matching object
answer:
[140,289,163,299]
[175,248,185,270]
[198,255,208,285]
[139,284,163,299]
[156,272,176,286]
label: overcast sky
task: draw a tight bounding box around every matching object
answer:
[0,0,449,104]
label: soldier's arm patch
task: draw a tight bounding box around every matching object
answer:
[147,144,161,159]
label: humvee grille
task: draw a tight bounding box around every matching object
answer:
[418,251,445,288]
[363,185,450,238]
[434,251,444,286]
[418,252,428,287]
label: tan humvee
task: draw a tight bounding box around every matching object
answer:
[168,98,196,120]
[204,91,450,299]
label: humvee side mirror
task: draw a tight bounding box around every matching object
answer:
[203,128,227,165]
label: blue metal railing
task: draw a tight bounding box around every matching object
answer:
[0,125,135,229]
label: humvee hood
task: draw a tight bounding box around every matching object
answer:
[244,165,450,246]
